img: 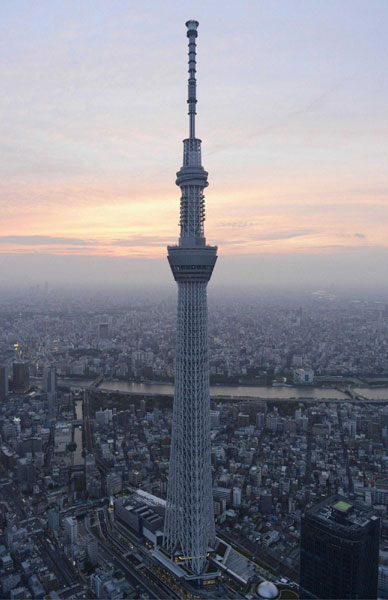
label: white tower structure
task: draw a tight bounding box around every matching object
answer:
[162,20,217,577]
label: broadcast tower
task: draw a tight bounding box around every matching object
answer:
[162,20,217,577]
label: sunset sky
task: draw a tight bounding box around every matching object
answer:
[1,0,387,289]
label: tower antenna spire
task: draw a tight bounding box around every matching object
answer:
[186,20,199,139]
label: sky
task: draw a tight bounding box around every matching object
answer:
[1,0,387,290]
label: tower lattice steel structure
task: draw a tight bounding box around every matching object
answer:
[163,20,217,577]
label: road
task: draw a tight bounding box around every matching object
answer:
[0,480,84,594]
[304,413,313,486]
[337,405,354,493]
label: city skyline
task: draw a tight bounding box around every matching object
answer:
[1,0,388,289]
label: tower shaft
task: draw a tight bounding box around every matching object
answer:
[163,20,217,577]
[163,282,215,574]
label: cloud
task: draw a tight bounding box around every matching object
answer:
[354,232,366,239]
[252,230,314,241]
[0,235,93,246]
[110,235,175,247]
[221,221,257,228]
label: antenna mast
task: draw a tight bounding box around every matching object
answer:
[186,20,198,139]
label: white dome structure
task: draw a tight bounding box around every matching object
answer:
[257,581,279,599]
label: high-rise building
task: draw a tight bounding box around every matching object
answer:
[157,20,217,582]
[98,322,109,340]
[47,506,60,532]
[43,366,57,416]
[232,487,242,508]
[43,366,57,394]
[12,361,30,394]
[299,495,380,599]
[64,516,78,546]
[106,471,122,496]
[86,536,98,566]
[0,365,9,400]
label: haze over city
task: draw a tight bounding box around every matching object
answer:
[1,0,387,290]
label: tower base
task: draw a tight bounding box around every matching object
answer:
[153,546,220,596]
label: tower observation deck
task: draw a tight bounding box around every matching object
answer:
[159,20,218,582]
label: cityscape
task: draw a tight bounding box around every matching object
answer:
[1,286,388,599]
[1,2,388,599]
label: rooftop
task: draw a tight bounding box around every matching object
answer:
[307,495,379,532]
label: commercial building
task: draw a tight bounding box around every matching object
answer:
[299,495,380,599]
[0,365,8,400]
[47,507,60,532]
[12,361,29,394]
[115,496,164,546]
[43,366,57,415]
[64,516,78,546]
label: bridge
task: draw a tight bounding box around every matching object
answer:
[60,464,84,474]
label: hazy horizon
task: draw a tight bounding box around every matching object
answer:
[1,249,388,296]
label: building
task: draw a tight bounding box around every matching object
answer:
[299,495,380,599]
[210,410,220,427]
[238,413,250,428]
[12,361,29,394]
[115,496,164,545]
[106,471,122,496]
[159,20,218,582]
[43,366,57,393]
[378,565,388,599]
[43,366,57,415]
[91,568,122,600]
[0,445,17,470]
[28,575,45,599]
[54,422,72,455]
[64,516,78,546]
[98,318,110,340]
[86,536,98,566]
[47,507,60,533]
[256,412,265,429]
[0,365,8,400]
[232,487,242,507]
[293,368,314,385]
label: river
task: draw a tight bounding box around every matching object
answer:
[99,381,352,399]
[61,378,348,400]
[59,378,388,401]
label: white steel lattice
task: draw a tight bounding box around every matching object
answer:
[179,184,205,239]
[163,281,216,575]
[163,20,218,580]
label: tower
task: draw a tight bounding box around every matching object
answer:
[162,20,217,578]
[299,495,380,599]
